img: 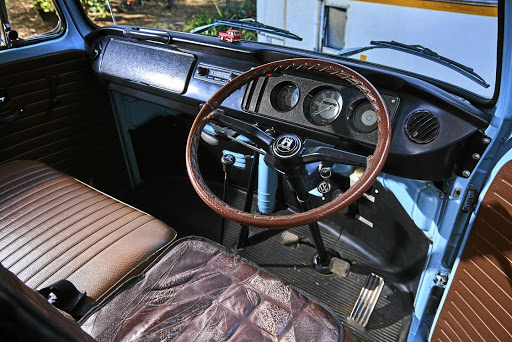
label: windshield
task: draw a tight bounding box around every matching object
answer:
[80,0,498,99]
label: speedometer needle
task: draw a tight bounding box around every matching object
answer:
[313,103,337,115]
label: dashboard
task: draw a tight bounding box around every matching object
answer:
[89,31,492,181]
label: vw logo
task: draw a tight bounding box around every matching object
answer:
[273,134,302,158]
[317,180,332,194]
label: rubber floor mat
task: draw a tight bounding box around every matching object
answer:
[127,179,413,341]
[222,207,412,342]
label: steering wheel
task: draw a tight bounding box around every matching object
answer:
[186,58,391,229]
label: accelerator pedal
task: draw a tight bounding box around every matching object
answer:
[349,273,384,327]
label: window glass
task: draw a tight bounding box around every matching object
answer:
[6,0,61,40]
[83,0,255,35]
[323,6,346,51]
[80,0,498,99]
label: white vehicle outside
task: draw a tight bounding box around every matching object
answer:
[257,0,498,98]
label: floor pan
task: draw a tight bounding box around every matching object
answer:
[222,219,412,342]
[128,178,412,341]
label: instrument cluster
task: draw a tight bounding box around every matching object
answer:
[242,73,400,146]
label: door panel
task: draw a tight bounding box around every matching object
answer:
[431,160,512,341]
[0,50,129,195]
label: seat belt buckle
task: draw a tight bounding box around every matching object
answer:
[38,280,86,318]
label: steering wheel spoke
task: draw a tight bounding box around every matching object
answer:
[210,110,274,153]
[300,139,368,168]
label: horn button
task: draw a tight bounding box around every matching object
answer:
[272,134,302,158]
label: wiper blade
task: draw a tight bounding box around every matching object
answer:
[339,40,489,88]
[191,18,302,41]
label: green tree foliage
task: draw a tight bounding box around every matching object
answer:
[32,0,56,13]
[32,0,109,18]
[81,0,110,18]
[185,0,257,40]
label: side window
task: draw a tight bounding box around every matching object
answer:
[322,6,347,53]
[0,0,63,48]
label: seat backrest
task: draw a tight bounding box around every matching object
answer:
[0,263,95,342]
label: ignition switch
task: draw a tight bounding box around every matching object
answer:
[317,166,332,195]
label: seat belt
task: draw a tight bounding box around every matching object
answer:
[38,280,90,319]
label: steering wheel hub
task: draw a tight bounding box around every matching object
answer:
[272,134,302,158]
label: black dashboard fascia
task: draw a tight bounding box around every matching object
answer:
[242,71,400,146]
[90,33,491,181]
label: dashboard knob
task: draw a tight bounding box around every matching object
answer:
[197,66,209,76]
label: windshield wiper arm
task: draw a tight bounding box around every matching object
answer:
[191,18,302,41]
[338,40,489,88]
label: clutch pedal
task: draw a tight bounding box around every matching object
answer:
[349,273,384,327]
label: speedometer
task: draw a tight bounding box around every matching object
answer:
[304,88,343,126]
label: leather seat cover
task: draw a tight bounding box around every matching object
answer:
[81,238,344,341]
[0,160,176,300]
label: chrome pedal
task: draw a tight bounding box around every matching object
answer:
[349,273,384,327]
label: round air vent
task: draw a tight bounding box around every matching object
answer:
[404,111,440,144]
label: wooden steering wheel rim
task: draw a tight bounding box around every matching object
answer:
[186,58,392,229]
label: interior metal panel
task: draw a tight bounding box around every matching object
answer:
[100,39,195,94]
[431,160,512,341]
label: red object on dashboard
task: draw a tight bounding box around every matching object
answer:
[218,30,242,42]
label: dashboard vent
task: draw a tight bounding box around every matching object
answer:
[404,111,440,144]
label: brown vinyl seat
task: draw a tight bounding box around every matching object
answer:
[0,160,176,301]
[0,237,345,341]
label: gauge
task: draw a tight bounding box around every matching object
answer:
[304,88,343,126]
[348,101,379,133]
[270,82,300,111]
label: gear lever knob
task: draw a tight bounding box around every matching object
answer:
[221,154,236,175]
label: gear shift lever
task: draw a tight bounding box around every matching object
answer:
[220,154,235,243]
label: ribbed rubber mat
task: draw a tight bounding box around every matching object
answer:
[221,189,411,342]
[432,160,512,341]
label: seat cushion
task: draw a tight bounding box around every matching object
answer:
[81,237,344,342]
[0,160,176,301]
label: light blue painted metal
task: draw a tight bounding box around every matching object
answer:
[203,123,252,143]
[378,174,443,233]
[257,154,278,214]
[222,150,247,169]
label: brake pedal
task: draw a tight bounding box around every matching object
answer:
[349,273,384,327]
[329,257,351,277]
